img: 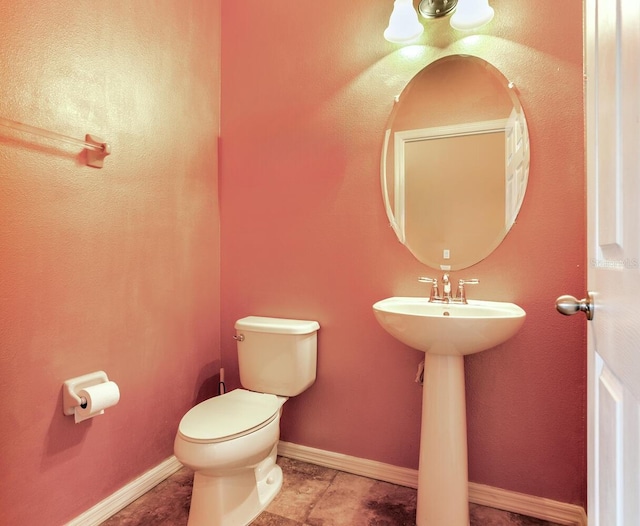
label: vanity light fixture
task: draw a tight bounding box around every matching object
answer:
[418,0,458,19]
[384,0,493,44]
[384,0,425,44]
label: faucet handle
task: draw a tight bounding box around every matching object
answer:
[456,278,479,303]
[418,277,440,302]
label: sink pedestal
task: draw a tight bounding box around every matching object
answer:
[372,296,526,525]
[417,353,469,526]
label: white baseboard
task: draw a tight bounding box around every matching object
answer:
[65,456,183,526]
[468,482,588,526]
[277,441,587,526]
[278,440,420,489]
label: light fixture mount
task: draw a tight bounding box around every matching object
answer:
[418,0,458,18]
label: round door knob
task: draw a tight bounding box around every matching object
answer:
[555,293,594,320]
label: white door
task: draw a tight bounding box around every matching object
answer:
[585,0,640,524]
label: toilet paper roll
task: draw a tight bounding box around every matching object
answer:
[74,381,120,423]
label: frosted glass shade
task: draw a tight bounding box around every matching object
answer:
[384,0,424,44]
[450,0,494,30]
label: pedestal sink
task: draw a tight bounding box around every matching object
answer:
[373,297,526,526]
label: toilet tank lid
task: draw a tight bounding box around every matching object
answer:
[235,316,320,335]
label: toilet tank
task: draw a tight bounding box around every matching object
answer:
[235,316,319,397]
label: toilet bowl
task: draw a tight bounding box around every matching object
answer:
[174,316,319,526]
[174,389,287,526]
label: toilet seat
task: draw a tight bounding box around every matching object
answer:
[178,389,280,444]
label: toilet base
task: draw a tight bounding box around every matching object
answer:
[186,448,283,526]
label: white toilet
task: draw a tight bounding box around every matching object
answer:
[174,316,320,526]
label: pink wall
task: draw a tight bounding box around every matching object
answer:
[0,2,221,525]
[221,0,586,508]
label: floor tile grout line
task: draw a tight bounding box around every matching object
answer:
[301,466,339,524]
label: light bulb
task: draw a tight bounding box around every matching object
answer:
[384,0,425,44]
[450,0,494,31]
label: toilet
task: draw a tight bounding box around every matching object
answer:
[174,316,320,526]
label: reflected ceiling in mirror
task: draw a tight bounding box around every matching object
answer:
[382,55,530,270]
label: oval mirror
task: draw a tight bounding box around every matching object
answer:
[381,55,530,270]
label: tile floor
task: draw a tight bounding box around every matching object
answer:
[102,457,565,526]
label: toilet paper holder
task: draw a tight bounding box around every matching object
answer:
[63,370,110,416]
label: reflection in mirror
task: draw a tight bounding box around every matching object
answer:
[382,55,529,271]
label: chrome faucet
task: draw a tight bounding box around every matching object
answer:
[418,275,479,304]
[442,273,452,302]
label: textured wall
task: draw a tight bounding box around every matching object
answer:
[220,0,586,507]
[0,2,221,524]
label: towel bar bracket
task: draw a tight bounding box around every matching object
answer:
[85,134,111,168]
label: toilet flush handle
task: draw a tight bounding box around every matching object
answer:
[233,334,245,342]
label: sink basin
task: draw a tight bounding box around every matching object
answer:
[373,297,526,355]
